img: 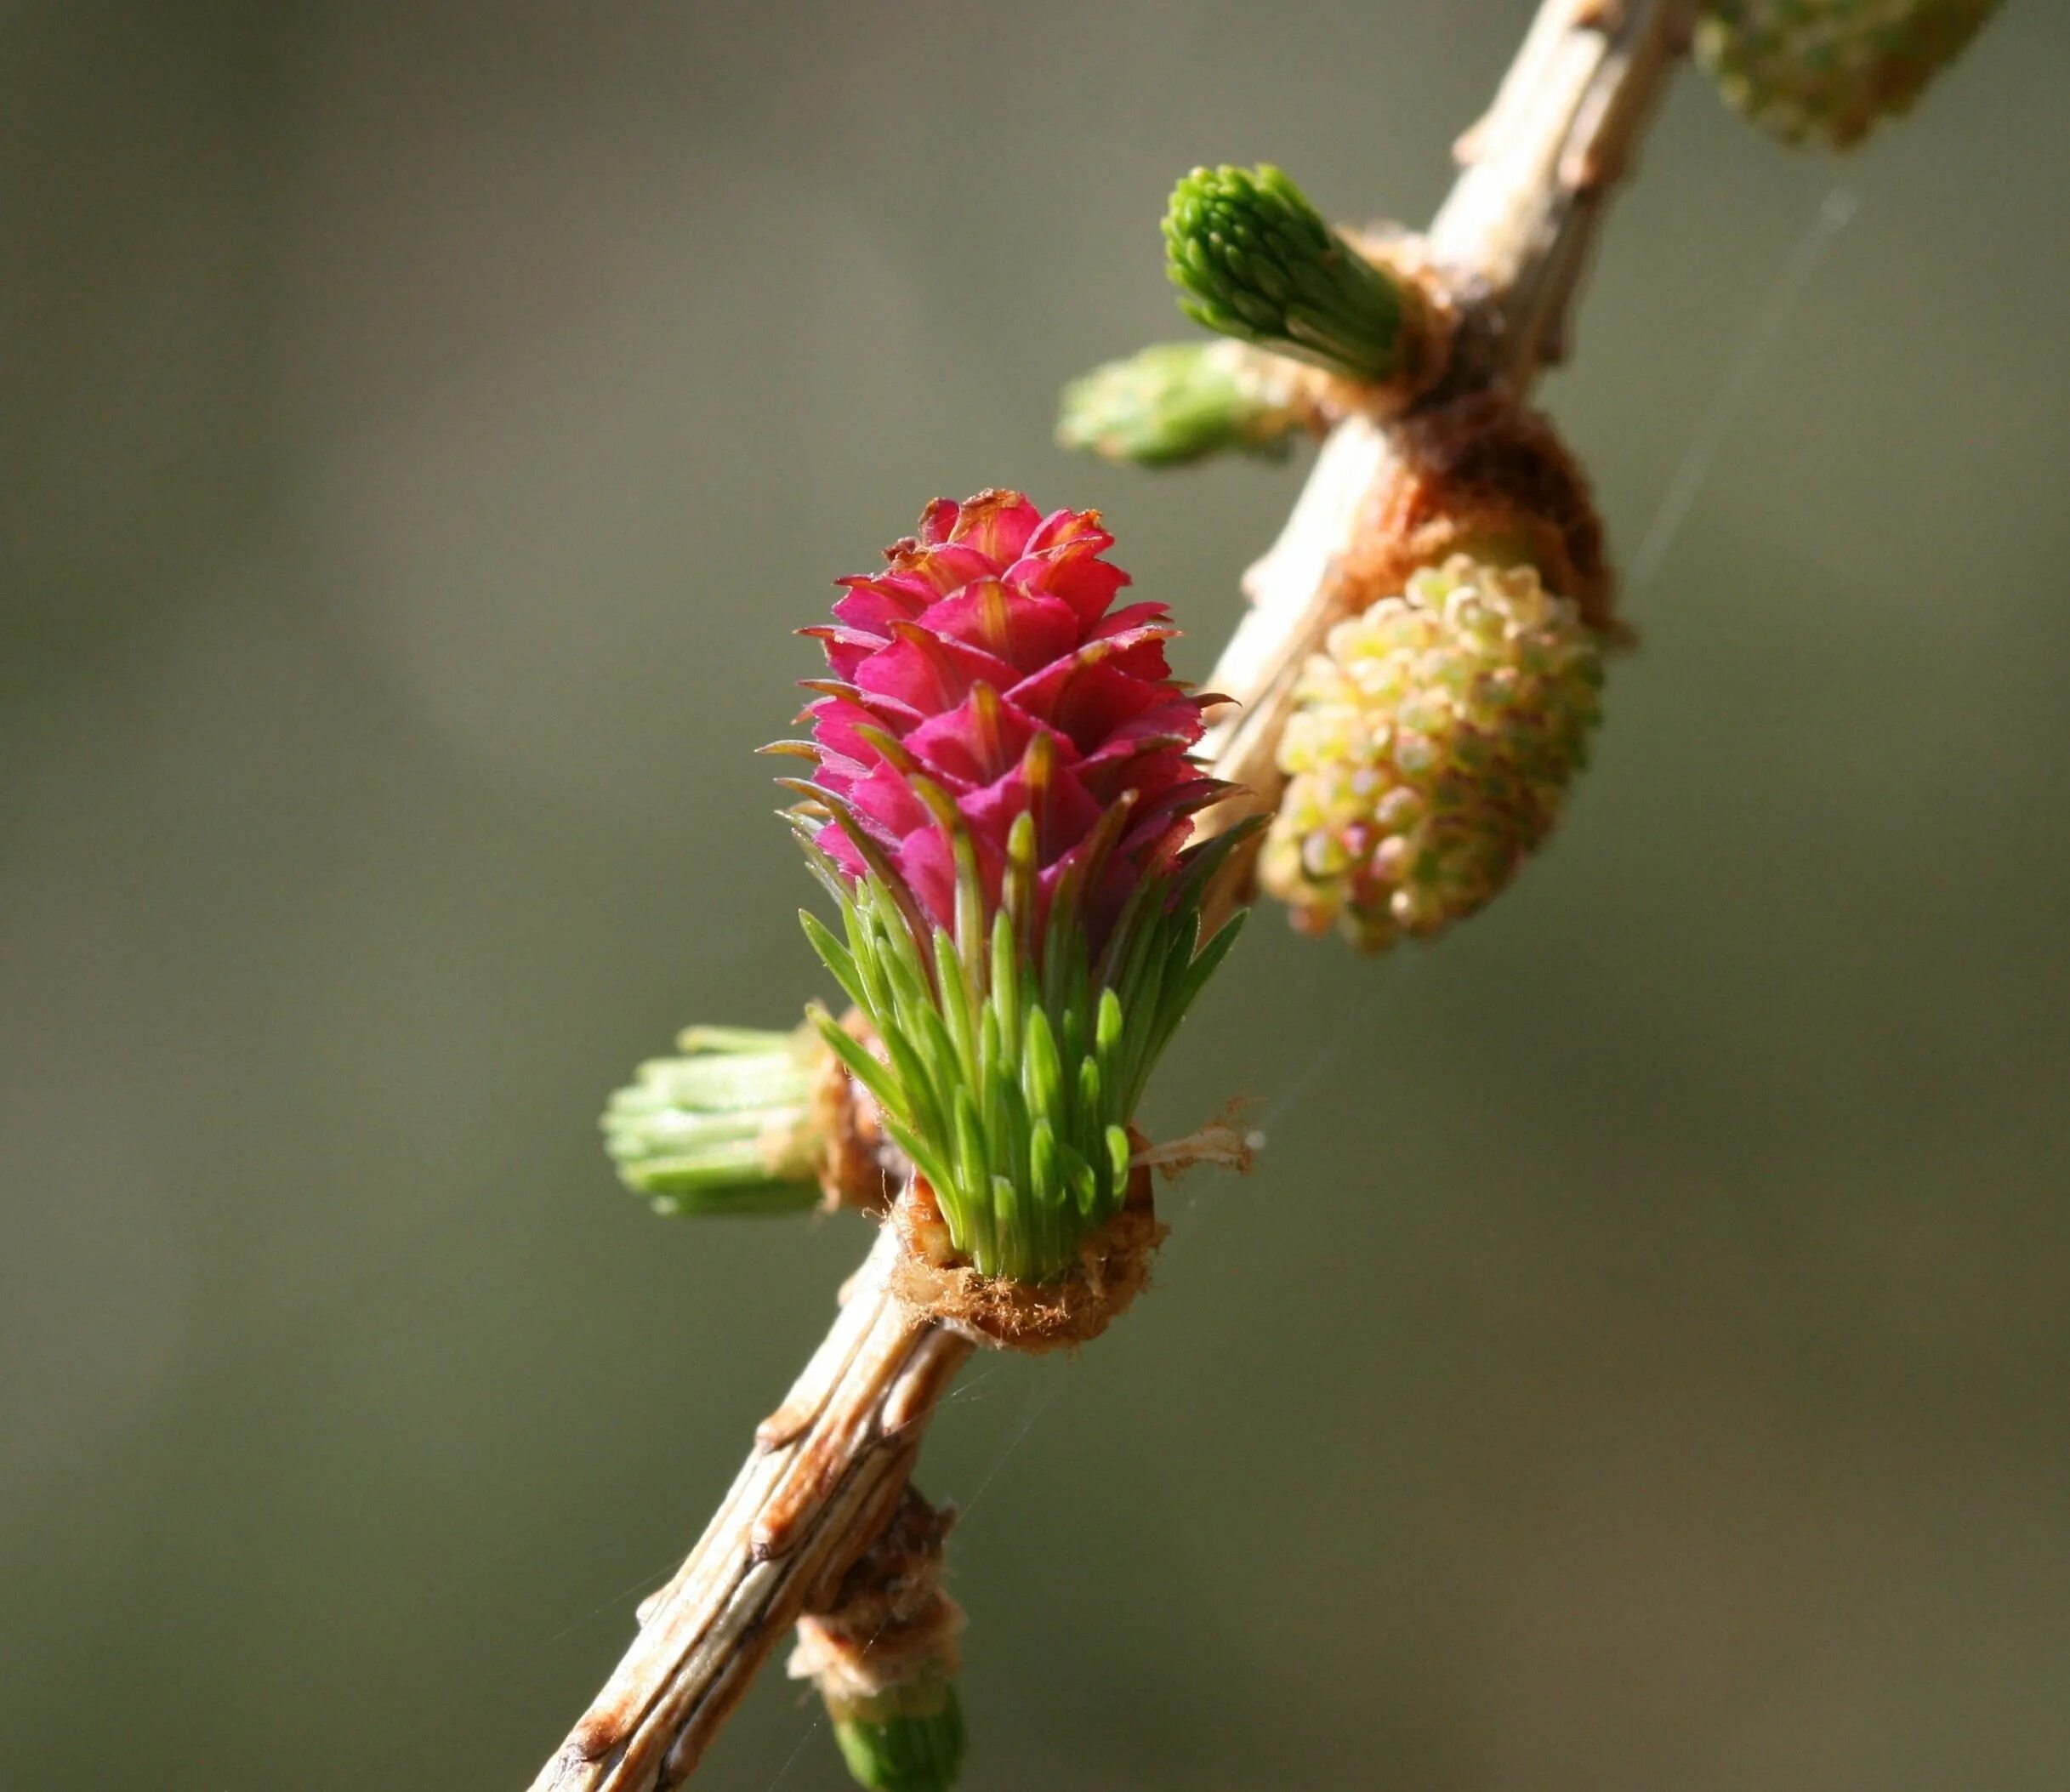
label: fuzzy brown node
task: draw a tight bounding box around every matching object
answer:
[888,1161,1168,1354]
[809,1007,902,1213]
[790,1486,964,1714]
[1338,390,1622,640]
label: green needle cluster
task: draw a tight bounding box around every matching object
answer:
[797,811,1250,1284]
[1055,342,1308,469]
[601,1025,822,1215]
[1164,163,1409,383]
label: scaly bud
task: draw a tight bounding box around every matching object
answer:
[793,1488,968,1792]
[782,490,1252,1283]
[1056,341,1321,468]
[1163,165,1444,390]
[1334,391,1620,640]
[1697,0,2002,150]
[1260,556,1604,951]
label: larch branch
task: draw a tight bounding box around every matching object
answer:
[527,3,1693,1783]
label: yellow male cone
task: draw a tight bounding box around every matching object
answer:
[1698,0,2003,149]
[1260,556,1604,952]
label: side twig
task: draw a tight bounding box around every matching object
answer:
[1198,0,1694,928]
[529,1229,971,1791]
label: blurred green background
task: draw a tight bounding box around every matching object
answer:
[7,3,2070,1787]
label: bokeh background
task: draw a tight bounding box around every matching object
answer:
[8,3,2070,1787]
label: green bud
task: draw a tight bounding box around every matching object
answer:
[829,1684,967,1792]
[1163,164,1411,383]
[797,1486,967,1792]
[600,1023,823,1215]
[1698,0,2002,149]
[1056,341,1313,468]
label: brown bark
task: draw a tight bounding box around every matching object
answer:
[528,1226,970,1792]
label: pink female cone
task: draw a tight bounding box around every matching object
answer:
[799,490,1222,958]
[782,492,1252,1283]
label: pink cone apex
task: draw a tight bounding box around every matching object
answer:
[800,491,1225,954]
